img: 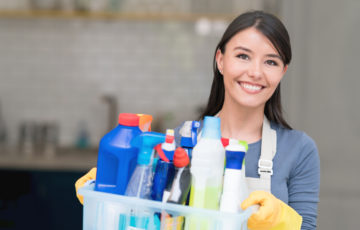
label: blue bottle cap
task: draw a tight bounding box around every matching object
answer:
[225,140,247,170]
[202,116,221,139]
[225,150,245,170]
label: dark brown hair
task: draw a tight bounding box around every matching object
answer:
[200,10,292,129]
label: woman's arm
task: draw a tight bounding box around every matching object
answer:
[288,133,320,230]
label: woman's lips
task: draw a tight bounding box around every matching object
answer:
[238,81,264,94]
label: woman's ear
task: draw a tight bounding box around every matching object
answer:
[215,49,224,73]
[283,65,288,75]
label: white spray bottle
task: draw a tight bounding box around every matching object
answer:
[220,139,248,213]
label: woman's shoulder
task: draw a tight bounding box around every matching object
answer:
[272,122,316,145]
[271,124,320,175]
[271,123,320,186]
[271,122,319,162]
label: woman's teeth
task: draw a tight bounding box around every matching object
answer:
[240,82,262,91]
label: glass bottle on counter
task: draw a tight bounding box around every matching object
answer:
[0,100,7,152]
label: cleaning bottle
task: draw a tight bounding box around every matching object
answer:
[220,139,248,213]
[163,147,191,204]
[151,129,176,201]
[189,116,225,210]
[161,129,176,161]
[155,147,190,230]
[179,120,200,159]
[95,113,152,195]
[125,131,166,199]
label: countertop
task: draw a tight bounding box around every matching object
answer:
[0,148,98,172]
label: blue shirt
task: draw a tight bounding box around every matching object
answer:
[175,121,320,230]
[246,122,320,230]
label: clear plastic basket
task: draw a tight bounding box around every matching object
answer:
[79,183,254,230]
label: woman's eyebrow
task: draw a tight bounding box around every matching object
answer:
[266,54,282,59]
[234,46,252,52]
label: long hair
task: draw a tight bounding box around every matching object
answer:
[200,10,292,129]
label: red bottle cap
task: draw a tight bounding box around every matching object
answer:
[165,135,174,143]
[118,113,140,126]
[221,137,229,147]
[173,147,190,168]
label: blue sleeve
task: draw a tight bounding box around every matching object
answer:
[288,133,320,230]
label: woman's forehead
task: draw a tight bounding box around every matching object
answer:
[226,27,279,55]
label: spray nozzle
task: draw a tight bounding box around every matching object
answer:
[179,121,192,137]
[191,121,200,145]
[154,129,176,162]
[165,129,174,143]
[132,132,166,165]
[137,114,153,132]
[155,144,169,162]
[180,120,200,148]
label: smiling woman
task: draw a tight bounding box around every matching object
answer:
[199,11,319,230]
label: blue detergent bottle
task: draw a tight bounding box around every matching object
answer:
[125,131,166,199]
[95,113,151,195]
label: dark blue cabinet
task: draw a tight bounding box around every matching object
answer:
[0,169,84,230]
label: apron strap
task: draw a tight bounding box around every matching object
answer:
[258,115,277,184]
[245,116,277,194]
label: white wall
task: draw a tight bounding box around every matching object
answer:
[0,18,220,147]
[282,0,360,229]
[0,1,267,148]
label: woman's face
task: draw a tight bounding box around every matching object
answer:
[216,27,287,110]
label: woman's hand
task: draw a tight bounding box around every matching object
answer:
[75,167,97,204]
[241,191,302,230]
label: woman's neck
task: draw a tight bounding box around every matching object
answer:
[218,103,264,144]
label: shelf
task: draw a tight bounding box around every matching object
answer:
[0,10,235,21]
[0,148,97,171]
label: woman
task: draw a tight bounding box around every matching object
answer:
[198,10,320,230]
[76,11,320,230]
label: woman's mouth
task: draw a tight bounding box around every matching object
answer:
[238,81,264,93]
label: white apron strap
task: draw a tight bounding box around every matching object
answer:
[259,115,276,179]
[246,115,277,193]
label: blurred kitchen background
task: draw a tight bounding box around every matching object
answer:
[0,0,359,229]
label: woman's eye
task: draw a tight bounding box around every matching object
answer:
[266,60,278,66]
[236,54,249,60]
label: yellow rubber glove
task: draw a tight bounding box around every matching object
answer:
[241,191,302,230]
[75,167,97,205]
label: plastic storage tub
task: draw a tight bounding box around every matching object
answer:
[79,183,253,230]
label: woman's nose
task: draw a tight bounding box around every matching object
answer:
[247,61,263,79]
